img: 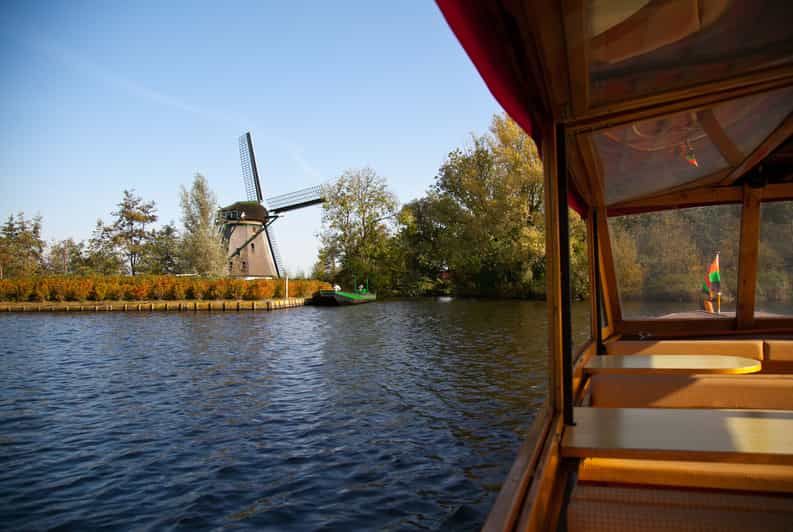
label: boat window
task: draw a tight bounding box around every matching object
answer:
[756,201,793,317]
[571,209,592,356]
[593,86,793,206]
[608,204,740,318]
[586,0,793,107]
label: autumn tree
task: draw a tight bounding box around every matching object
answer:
[180,173,227,276]
[315,167,398,289]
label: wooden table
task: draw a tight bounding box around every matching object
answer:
[562,407,793,465]
[584,355,761,375]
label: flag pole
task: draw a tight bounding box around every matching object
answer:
[716,251,721,314]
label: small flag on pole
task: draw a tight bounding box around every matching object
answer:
[702,253,721,313]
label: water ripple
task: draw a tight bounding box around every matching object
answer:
[0,299,579,530]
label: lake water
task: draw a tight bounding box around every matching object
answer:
[1,299,590,531]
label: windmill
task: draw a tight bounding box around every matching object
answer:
[219,132,325,278]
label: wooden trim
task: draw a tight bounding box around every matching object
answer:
[720,112,793,185]
[619,319,735,338]
[575,135,605,207]
[567,66,793,131]
[608,183,743,215]
[543,129,563,416]
[596,209,622,328]
[516,415,565,531]
[736,185,762,328]
[698,109,744,166]
[763,182,793,202]
[482,404,551,532]
[586,209,598,339]
[753,318,793,331]
[572,341,596,400]
[560,0,589,117]
[518,0,571,120]
[568,139,593,205]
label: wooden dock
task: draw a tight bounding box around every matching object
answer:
[0,298,306,313]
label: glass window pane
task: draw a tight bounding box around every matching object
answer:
[756,201,793,317]
[588,0,793,106]
[594,86,793,206]
[608,204,741,318]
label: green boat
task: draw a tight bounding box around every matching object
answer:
[311,289,376,306]
[312,276,376,306]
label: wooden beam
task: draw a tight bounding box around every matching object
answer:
[608,184,742,215]
[620,318,734,338]
[542,128,563,417]
[516,416,566,531]
[698,109,744,166]
[736,185,762,329]
[721,112,793,185]
[763,182,793,202]
[561,0,589,117]
[567,65,793,130]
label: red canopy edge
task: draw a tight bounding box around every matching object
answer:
[435,1,586,215]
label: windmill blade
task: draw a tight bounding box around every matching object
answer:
[266,184,325,213]
[239,132,263,203]
[263,224,284,278]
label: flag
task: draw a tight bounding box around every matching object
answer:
[702,254,721,295]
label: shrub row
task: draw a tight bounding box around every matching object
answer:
[0,276,330,302]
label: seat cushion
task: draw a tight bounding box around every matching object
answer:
[590,373,793,409]
[605,340,763,360]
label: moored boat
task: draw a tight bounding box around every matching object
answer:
[311,289,376,306]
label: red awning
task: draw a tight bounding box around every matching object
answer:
[436,1,586,214]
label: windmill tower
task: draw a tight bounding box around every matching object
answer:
[219,132,325,278]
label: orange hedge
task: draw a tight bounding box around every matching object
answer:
[0,276,330,302]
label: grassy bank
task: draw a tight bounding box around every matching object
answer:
[0,276,330,303]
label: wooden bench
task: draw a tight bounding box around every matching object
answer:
[561,407,793,465]
[584,355,761,375]
[589,374,793,409]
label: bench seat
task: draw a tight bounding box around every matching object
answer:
[590,374,793,409]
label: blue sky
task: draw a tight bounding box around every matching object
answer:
[0,1,500,275]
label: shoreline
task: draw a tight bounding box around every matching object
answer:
[0,298,306,313]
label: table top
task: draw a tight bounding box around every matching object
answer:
[562,407,793,466]
[584,355,762,375]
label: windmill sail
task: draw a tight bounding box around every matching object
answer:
[264,225,284,278]
[239,132,263,203]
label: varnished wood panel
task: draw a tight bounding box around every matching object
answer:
[562,407,793,465]
[736,185,762,329]
[584,355,761,375]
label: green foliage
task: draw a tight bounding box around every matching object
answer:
[315,167,398,291]
[0,213,45,278]
[110,190,158,275]
[179,173,227,276]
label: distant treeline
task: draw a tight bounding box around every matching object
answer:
[610,202,793,304]
[312,114,590,299]
[312,113,791,304]
[0,276,329,302]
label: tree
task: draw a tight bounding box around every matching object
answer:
[0,212,45,278]
[109,190,158,275]
[139,223,181,274]
[45,238,89,275]
[315,167,398,289]
[180,173,227,276]
[85,220,125,275]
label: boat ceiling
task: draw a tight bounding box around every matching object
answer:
[437,0,793,212]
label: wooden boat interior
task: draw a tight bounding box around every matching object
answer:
[436,1,793,530]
